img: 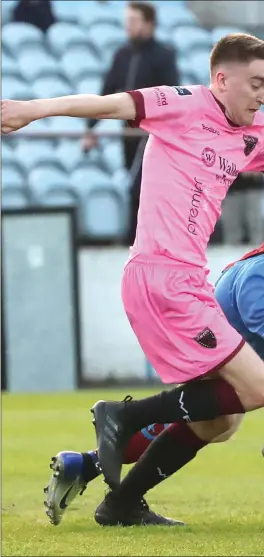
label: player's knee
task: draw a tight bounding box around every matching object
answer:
[190,416,235,443]
[211,414,243,443]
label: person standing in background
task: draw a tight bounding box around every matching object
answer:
[82,1,179,245]
[221,172,264,244]
[13,0,55,33]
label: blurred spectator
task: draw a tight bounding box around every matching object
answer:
[83,1,179,246]
[13,0,55,33]
[221,172,264,244]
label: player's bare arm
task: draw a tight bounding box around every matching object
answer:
[1,92,136,134]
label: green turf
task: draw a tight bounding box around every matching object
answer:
[2,390,264,556]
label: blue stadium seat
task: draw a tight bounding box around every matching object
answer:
[171,26,212,54]
[83,189,123,237]
[2,23,44,56]
[2,163,25,189]
[77,1,124,28]
[158,3,198,29]
[24,118,51,133]
[71,166,111,195]
[2,189,29,209]
[102,141,124,174]
[2,141,16,166]
[18,51,59,82]
[60,46,103,84]
[211,26,246,45]
[2,52,21,80]
[2,77,32,100]
[15,140,61,172]
[28,166,71,201]
[189,50,210,84]
[76,76,102,95]
[88,23,126,54]
[47,117,86,134]
[32,76,72,99]
[55,140,83,172]
[47,22,93,57]
[51,0,82,23]
[40,189,77,208]
[2,0,18,25]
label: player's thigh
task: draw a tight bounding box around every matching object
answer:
[122,261,244,385]
[189,414,243,443]
[219,341,264,410]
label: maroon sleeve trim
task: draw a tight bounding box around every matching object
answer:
[126,90,146,128]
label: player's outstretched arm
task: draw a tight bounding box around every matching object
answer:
[1,92,136,134]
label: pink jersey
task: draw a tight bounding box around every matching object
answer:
[127,85,264,268]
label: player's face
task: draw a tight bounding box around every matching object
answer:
[223,59,264,126]
[125,7,153,41]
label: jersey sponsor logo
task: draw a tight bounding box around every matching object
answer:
[218,156,239,177]
[171,86,192,96]
[187,177,203,236]
[154,87,168,106]
[202,147,216,167]
[243,134,258,156]
[215,174,233,187]
[194,327,217,349]
[202,123,220,136]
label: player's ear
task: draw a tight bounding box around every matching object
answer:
[215,70,227,93]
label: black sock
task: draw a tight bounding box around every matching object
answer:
[112,422,207,502]
[122,378,245,435]
[82,452,100,483]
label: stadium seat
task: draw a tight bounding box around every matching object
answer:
[88,23,126,55]
[32,76,72,99]
[2,23,44,57]
[28,166,71,201]
[2,77,32,100]
[25,118,51,133]
[2,52,21,80]
[2,141,16,166]
[47,117,86,134]
[71,166,111,195]
[2,0,18,25]
[171,26,212,54]
[15,140,62,172]
[51,0,82,23]
[46,22,95,57]
[77,1,124,28]
[2,189,29,209]
[211,26,246,45]
[102,141,124,174]
[76,76,102,96]
[60,46,103,84]
[18,51,59,82]
[83,189,123,237]
[2,163,25,189]
[40,189,77,208]
[55,140,83,172]
[158,3,198,29]
[189,50,211,84]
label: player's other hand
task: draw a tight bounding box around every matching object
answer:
[81,132,98,153]
[1,100,34,134]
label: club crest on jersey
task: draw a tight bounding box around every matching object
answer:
[194,328,217,349]
[202,147,216,167]
[172,86,192,96]
[243,134,258,156]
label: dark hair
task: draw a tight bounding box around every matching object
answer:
[128,1,157,25]
[210,33,264,74]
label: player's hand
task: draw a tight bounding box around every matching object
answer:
[1,100,35,134]
[81,132,98,153]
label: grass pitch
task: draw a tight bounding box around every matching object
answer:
[2,389,264,556]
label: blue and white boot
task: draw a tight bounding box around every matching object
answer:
[44,451,101,525]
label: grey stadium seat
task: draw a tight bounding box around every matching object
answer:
[71,166,111,195]
[40,189,77,208]
[15,140,62,172]
[28,165,71,202]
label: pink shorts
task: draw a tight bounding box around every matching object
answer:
[121,256,244,384]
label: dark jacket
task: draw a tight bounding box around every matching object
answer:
[13,0,55,33]
[88,37,179,169]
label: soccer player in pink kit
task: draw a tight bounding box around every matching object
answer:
[2,34,264,526]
